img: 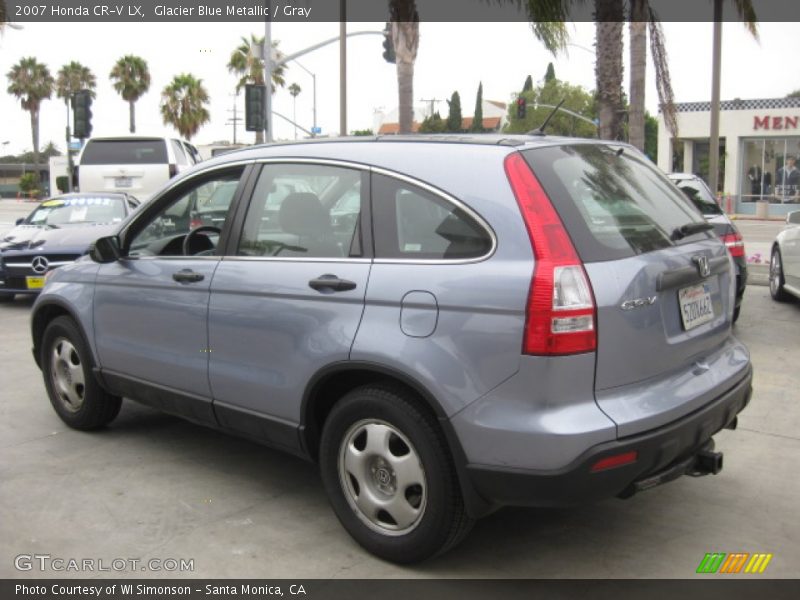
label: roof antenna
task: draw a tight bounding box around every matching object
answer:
[528,98,565,137]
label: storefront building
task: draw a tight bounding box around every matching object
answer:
[657,96,800,216]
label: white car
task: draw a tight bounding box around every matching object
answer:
[75,136,200,201]
[770,210,800,302]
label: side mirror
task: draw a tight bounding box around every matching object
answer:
[89,235,122,263]
[15,218,24,225]
[787,211,800,225]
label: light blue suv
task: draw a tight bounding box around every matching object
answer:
[31,136,753,562]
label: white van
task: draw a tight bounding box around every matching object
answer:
[75,136,201,201]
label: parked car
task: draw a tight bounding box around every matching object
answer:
[667,173,747,322]
[31,137,752,562]
[74,136,199,200]
[769,210,800,302]
[0,192,139,301]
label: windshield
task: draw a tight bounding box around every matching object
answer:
[27,197,126,226]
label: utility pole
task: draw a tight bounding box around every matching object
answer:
[339,0,347,136]
[226,92,242,144]
[420,98,442,118]
[709,0,723,197]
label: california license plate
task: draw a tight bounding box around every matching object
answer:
[679,283,714,330]
[114,177,132,188]
[26,276,45,290]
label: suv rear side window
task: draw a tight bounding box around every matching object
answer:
[372,174,492,260]
[523,144,706,262]
[672,178,724,216]
[237,163,364,259]
[80,140,168,165]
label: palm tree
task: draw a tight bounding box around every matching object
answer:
[627,1,758,151]
[227,34,286,143]
[6,57,54,165]
[595,0,625,141]
[288,83,302,140]
[109,55,151,134]
[160,74,210,140]
[56,62,96,139]
[388,1,420,134]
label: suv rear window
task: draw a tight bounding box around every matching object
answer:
[81,139,168,165]
[671,177,724,216]
[523,144,707,262]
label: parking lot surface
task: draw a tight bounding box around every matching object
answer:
[1,279,798,577]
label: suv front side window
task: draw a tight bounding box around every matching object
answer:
[127,168,244,257]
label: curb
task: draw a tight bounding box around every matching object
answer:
[748,263,769,287]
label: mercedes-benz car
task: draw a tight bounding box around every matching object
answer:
[0,192,139,301]
[769,210,800,302]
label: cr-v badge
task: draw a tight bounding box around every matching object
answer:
[621,296,657,310]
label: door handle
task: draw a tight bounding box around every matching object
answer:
[173,269,205,283]
[308,274,357,293]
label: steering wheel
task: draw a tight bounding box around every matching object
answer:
[182,226,221,256]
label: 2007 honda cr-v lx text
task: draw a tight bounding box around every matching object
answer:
[30,135,753,563]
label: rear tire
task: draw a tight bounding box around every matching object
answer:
[319,384,473,563]
[41,316,122,430]
[732,305,741,323]
[769,248,791,302]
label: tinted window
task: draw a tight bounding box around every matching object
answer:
[238,164,363,259]
[372,174,492,260]
[28,196,126,225]
[524,145,707,262]
[81,139,168,165]
[671,178,723,216]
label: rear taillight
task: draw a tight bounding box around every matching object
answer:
[591,451,638,473]
[189,214,202,229]
[722,231,745,258]
[169,163,178,178]
[504,153,597,356]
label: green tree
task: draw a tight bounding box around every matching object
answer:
[544,63,556,83]
[109,55,151,134]
[389,1,420,134]
[470,82,484,133]
[160,74,210,141]
[446,91,462,132]
[227,34,287,143]
[419,111,447,133]
[288,82,302,140]
[522,75,534,92]
[644,111,659,162]
[505,78,596,138]
[19,172,41,196]
[6,57,54,165]
[351,129,374,136]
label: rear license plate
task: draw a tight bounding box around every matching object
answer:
[114,177,132,188]
[26,276,45,290]
[679,283,714,330]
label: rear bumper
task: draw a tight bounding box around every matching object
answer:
[465,364,752,508]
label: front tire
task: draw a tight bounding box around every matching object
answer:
[319,384,473,563]
[41,316,122,430]
[769,247,791,302]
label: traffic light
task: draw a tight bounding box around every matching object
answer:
[382,23,396,64]
[245,84,266,133]
[516,97,527,120]
[72,90,93,139]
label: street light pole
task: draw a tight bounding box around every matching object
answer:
[264,9,273,143]
[293,60,317,137]
[339,1,347,136]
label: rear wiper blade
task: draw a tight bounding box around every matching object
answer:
[671,221,714,241]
